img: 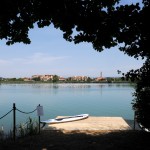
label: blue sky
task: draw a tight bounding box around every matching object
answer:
[0,0,144,78]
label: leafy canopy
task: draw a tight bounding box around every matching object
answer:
[0,0,149,59]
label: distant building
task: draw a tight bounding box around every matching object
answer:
[32,75,40,79]
[95,77,106,81]
[23,77,32,81]
[40,75,53,81]
[71,76,88,81]
[95,72,106,81]
[59,77,66,81]
[32,74,54,81]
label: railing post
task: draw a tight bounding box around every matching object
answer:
[38,104,41,134]
[133,111,136,130]
[13,103,16,141]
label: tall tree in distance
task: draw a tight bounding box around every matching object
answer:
[0,0,149,130]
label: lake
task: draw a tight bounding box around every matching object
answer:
[0,83,135,132]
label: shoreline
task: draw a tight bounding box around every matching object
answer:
[0,81,133,84]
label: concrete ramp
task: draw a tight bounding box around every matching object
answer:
[44,116,131,132]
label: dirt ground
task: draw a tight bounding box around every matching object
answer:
[0,129,150,150]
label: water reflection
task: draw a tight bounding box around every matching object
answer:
[0,83,135,89]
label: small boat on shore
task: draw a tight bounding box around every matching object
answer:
[40,114,89,124]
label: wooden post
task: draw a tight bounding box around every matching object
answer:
[133,111,136,130]
[37,104,43,134]
[13,103,16,141]
[38,104,41,134]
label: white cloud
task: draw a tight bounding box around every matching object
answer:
[0,59,11,65]
[0,53,69,77]
[24,52,66,64]
[7,52,68,65]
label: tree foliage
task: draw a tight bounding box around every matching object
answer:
[126,59,150,130]
[0,0,150,129]
[53,75,59,83]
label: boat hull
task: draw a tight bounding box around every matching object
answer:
[41,114,89,124]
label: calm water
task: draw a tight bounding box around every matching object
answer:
[0,83,135,132]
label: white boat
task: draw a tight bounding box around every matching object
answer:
[138,123,150,132]
[40,114,89,124]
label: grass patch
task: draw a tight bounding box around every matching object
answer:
[0,117,39,141]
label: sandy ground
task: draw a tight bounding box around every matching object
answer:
[44,116,132,131]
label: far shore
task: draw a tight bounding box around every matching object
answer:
[0,81,133,84]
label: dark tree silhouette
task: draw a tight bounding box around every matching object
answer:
[0,0,149,130]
